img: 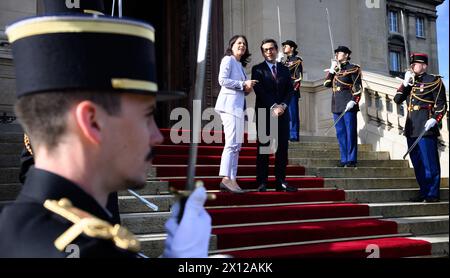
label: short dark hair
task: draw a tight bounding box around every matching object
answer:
[15,91,122,149]
[224,35,251,67]
[260,38,278,52]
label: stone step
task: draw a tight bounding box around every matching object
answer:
[0,133,23,143]
[386,216,449,236]
[306,167,416,178]
[368,202,449,218]
[288,149,390,160]
[0,168,20,184]
[292,135,338,143]
[121,212,171,234]
[0,143,23,155]
[288,142,373,151]
[0,181,170,202]
[346,188,449,203]
[118,195,174,213]
[121,201,449,235]
[118,181,170,196]
[137,234,218,258]
[290,158,409,168]
[407,234,449,257]
[325,177,450,190]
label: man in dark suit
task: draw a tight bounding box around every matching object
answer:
[251,39,297,192]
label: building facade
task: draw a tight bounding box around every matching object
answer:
[0,0,448,175]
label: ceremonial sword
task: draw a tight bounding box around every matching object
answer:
[177,0,213,223]
[403,128,428,160]
[324,109,347,135]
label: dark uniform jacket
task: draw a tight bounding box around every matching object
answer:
[282,55,303,95]
[394,72,447,138]
[0,168,138,258]
[323,61,362,113]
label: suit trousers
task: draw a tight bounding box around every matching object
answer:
[219,112,245,180]
[256,109,289,185]
[407,136,441,199]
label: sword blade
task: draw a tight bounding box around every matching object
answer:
[325,8,335,57]
[403,128,427,160]
[325,110,346,135]
[127,189,159,211]
[178,0,212,223]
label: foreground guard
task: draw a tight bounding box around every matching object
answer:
[394,53,447,203]
[0,15,211,258]
[323,46,362,167]
[282,40,303,142]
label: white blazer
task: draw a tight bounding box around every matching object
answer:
[214,55,247,119]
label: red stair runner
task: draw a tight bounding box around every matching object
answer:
[166,177,325,191]
[212,219,398,249]
[151,129,433,258]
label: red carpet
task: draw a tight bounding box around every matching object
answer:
[153,154,273,165]
[212,219,398,249]
[154,164,305,177]
[159,128,256,147]
[155,145,259,156]
[151,129,433,258]
[165,177,325,190]
[225,237,432,258]
[206,190,345,207]
[208,203,370,226]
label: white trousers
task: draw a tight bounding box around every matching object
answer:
[219,112,245,180]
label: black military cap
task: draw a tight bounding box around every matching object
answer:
[6,16,185,101]
[334,45,352,55]
[282,40,298,49]
[37,0,105,15]
[410,52,428,65]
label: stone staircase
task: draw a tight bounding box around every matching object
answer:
[0,126,448,258]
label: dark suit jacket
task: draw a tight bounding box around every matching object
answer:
[251,61,294,111]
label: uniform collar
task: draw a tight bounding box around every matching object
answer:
[18,167,114,223]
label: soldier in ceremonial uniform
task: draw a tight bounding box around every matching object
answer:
[0,15,211,258]
[17,0,122,225]
[394,53,447,203]
[282,40,303,142]
[323,46,362,167]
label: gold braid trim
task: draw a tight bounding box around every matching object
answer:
[44,198,140,253]
[23,134,33,156]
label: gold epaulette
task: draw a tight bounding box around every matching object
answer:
[44,198,140,253]
[24,134,33,156]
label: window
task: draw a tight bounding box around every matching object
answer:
[389,10,398,33]
[416,17,425,38]
[389,51,401,72]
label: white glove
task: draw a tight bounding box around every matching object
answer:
[329,60,339,74]
[403,71,414,87]
[424,118,438,131]
[162,186,211,258]
[345,100,357,112]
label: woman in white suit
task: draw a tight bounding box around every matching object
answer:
[215,35,257,193]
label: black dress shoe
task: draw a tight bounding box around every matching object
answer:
[409,196,425,202]
[220,182,245,194]
[424,197,440,203]
[276,182,298,192]
[346,162,357,168]
[257,184,267,192]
